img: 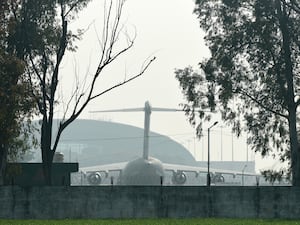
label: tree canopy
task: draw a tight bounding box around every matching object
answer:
[0,0,36,184]
[6,0,155,184]
[175,0,300,185]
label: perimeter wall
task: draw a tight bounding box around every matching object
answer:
[0,186,299,219]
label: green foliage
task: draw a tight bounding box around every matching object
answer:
[176,0,300,180]
[1,218,300,225]
[0,1,37,173]
[0,50,36,161]
[5,0,105,185]
[5,0,153,185]
[261,168,291,184]
[7,0,56,59]
[7,0,91,59]
[6,0,91,128]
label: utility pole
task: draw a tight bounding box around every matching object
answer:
[231,133,234,161]
[220,125,223,161]
[207,121,218,187]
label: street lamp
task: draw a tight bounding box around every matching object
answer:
[207,121,218,186]
[242,164,247,186]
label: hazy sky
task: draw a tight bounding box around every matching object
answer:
[58,0,280,172]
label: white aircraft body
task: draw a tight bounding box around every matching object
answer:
[79,101,259,186]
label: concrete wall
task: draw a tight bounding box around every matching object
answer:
[0,186,300,219]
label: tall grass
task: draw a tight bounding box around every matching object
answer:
[1,218,300,225]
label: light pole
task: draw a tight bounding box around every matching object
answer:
[207,121,218,186]
[242,164,247,186]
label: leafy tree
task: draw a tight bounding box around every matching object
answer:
[175,0,300,185]
[0,0,36,185]
[8,0,155,184]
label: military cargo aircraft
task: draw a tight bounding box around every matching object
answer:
[79,101,258,185]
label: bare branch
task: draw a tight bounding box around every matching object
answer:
[27,53,50,117]
[91,56,156,100]
[53,56,156,152]
[107,0,125,59]
[62,58,80,121]
[51,0,154,156]
[63,0,84,18]
[238,89,288,119]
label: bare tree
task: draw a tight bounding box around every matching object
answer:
[20,0,155,184]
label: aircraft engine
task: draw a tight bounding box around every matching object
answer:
[87,172,102,185]
[172,171,187,185]
[212,173,225,183]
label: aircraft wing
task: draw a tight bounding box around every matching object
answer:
[80,162,127,173]
[163,163,258,177]
[163,163,260,185]
[77,161,259,186]
[78,162,127,185]
[80,161,258,176]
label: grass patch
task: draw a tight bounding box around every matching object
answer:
[1,218,300,225]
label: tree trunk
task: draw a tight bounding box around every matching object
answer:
[41,146,54,186]
[288,110,300,186]
[0,144,8,186]
[277,0,300,186]
[41,118,54,185]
